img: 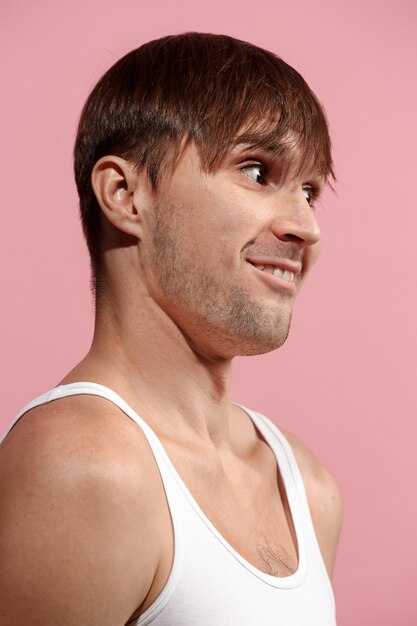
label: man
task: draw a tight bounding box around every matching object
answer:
[0,32,342,625]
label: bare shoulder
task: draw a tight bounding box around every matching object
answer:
[0,395,164,625]
[282,428,343,515]
[0,394,163,509]
[282,428,343,578]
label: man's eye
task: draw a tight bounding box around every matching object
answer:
[241,163,266,184]
[302,185,315,206]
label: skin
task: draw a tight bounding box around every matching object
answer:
[0,140,343,625]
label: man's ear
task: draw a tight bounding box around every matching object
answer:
[91,156,151,240]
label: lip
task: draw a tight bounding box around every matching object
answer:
[246,261,298,293]
[245,257,302,276]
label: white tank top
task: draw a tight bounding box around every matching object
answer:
[2,382,337,625]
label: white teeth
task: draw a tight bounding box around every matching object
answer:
[250,262,296,282]
[273,267,295,282]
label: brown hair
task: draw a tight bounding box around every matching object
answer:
[74,32,335,298]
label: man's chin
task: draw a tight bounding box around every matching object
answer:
[230,319,292,357]
[236,333,290,357]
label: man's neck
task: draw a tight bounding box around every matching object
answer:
[65,293,235,449]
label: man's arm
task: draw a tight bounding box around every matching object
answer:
[0,402,161,626]
[284,430,343,579]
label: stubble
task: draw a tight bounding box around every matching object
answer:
[150,204,293,356]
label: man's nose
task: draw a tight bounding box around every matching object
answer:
[270,193,321,247]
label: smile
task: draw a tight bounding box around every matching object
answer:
[252,264,295,283]
[246,261,299,293]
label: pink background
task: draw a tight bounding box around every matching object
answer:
[1,1,416,624]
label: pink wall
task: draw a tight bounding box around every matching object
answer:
[1,1,416,623]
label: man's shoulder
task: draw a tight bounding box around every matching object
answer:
[0,394,163,624]
[281,428,343,578]
[1,393,158,485]
[0,393,169,530]
[282,428,339,485]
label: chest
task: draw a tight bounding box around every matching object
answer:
[167,438,299,577]
[133,436,300,623]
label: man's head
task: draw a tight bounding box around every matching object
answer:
[75,33,333,288]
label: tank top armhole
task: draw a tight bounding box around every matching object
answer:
[2,383,185,625]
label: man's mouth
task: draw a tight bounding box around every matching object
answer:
[250,264,296,283]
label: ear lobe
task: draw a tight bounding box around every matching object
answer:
[91,156,144,238]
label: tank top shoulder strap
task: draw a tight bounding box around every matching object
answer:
[2,382,186,619]
[234,404,319,543]
[234,403,308,497]
[236,404,335,605]
[3,382,174,472]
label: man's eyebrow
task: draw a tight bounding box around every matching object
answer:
[231,142,280,154]
[231,141,306,164]
[229,142,328,184]
[225,145,287,168]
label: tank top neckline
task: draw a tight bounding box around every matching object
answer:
[12,380,308,589]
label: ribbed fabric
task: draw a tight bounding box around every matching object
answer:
[2,382,336,625]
